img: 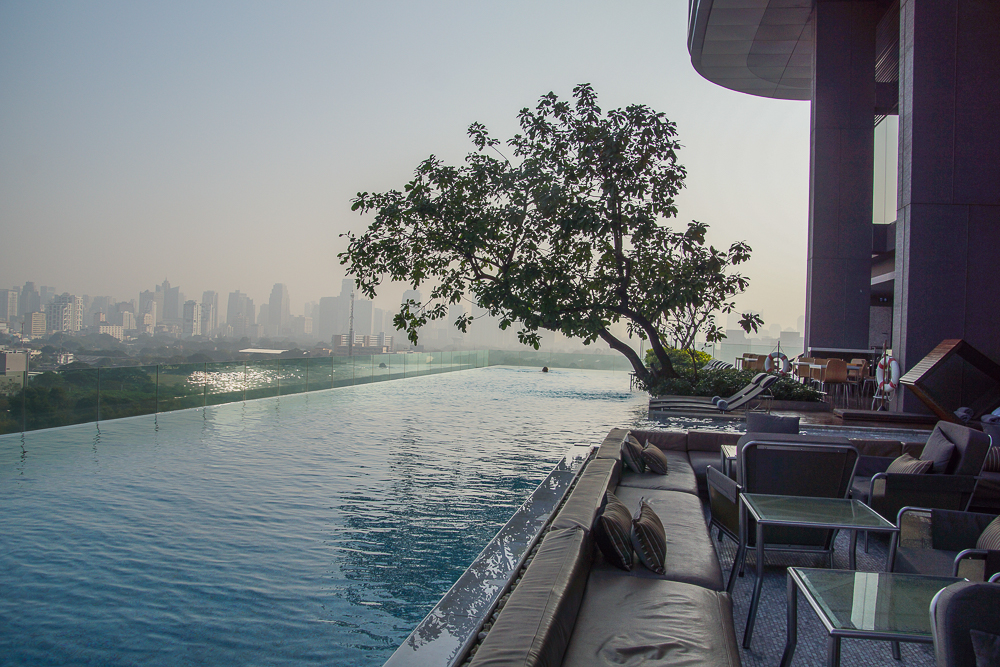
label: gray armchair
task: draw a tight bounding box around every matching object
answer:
[857,422,992,528]
[930,581,1000,667]
[889,507,1000,582]
[706,434,859,590]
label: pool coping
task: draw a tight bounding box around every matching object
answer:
[381,444,593,667]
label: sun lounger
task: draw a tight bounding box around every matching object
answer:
[651,375,778,414]
[650,373,768,408]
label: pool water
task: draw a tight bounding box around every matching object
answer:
[0,367,647,666]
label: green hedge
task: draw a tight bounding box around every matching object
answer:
[648,367,822,402]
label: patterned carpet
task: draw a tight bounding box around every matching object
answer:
[708,514,937,667]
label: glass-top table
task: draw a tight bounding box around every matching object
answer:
[735,493,898,649]
[780,568,962,667]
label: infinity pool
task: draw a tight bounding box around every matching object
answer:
[0,367,647,666]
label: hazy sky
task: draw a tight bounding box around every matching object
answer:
[1,0,811,331]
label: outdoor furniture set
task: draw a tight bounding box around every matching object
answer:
[466,424,998,667]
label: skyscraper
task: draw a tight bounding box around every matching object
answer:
[201,290,218,336]
[0,289,18,323]
[182,300,202,337]
[19,282,40,316]
[267,284,290,337]
[226,291,255,339]
[47,293,83,333]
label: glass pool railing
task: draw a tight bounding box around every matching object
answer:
[0,350,491,435]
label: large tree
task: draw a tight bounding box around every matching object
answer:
[340,84,758,387]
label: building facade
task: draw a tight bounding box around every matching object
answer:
[687,0,1000,409]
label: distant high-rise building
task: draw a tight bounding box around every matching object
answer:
[19,282,40,316]
[120,311,136,330]
[0,289,18,323]
[317,296,343,342]
[28,312,46,338]
[226,290,254,339]
[39,286,55,309]
[182,300,202,337]
[258,304,270,335]
[353,298,373,336]
[47,293,83,333]
[161,279,182,322]
[267,283,290,337]
[201,291,218,335]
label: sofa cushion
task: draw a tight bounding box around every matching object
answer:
[641,443,670,475]
[622,436,646,473]
[613,487,725,591]
[887,453,933,475]
[688,450,722,494]
[971,473,1000,513]
[618,451,699,496]
[594,428,628,462]
[688,429,741,452]
[851,476,872,503]
[893,545,958,576]
[551,458,618,533]
[630,499,666,575]
[920,428,956,473]
[561,571,740,667]
[594,492,633,571]
[469,527,592,667]
[746,412,799,434]
[630,429,688,452]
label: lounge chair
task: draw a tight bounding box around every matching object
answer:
[649,373,768,409]
[651,375,778,414]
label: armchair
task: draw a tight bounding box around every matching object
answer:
[889,507,1000,581]
[930,581,1000,667]
[706,434,858,590]
[861,422,992,527]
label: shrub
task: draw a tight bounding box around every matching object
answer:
[646,366,822,402]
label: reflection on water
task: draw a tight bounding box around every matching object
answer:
[0,367,646,666]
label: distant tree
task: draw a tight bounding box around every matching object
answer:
[341,84,759,387]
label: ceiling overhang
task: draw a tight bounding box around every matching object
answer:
[688,0,814,101]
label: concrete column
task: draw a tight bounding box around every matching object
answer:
[804,0,878,352]
[894,0,1000,410]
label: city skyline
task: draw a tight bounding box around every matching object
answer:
[1,1,811,334]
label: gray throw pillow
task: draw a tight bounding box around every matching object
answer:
[641,442,670,475]
[970,629,1000,667]
[622,435,646,473]
[594,492,633,571]
[976,516,1000,551]
[919,429,956,473]
[886,453,933,475]
[630,498,666,575]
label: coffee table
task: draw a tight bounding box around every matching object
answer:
[780,568,962,667]
[736,493,898,648]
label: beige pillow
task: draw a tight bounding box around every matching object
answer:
[886,453,933,475]
[641,443,670,475]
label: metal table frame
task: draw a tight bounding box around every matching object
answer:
[780,567,962,667]
[736,493,899,649]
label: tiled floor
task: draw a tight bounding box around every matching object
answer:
[712,527,936,667]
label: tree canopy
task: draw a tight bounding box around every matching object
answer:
[340,84,759,387]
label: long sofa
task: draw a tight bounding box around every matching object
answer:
[467,428,742,667]
[464,427,942,667]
